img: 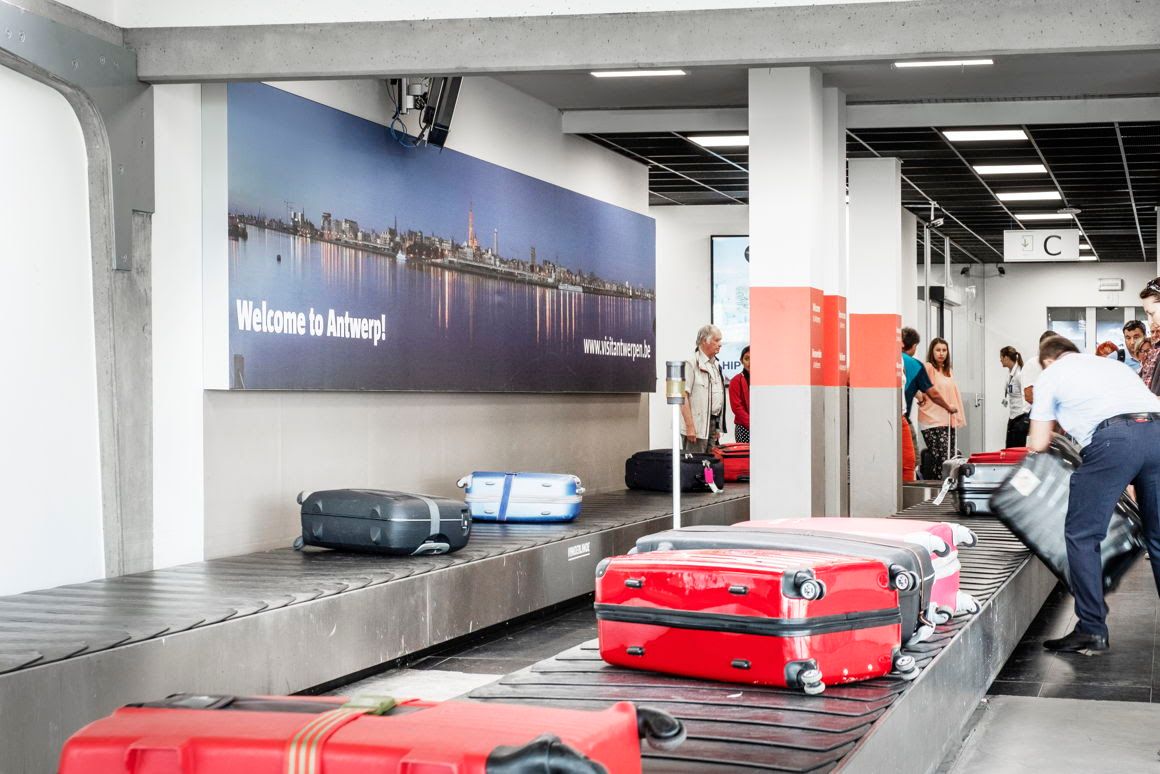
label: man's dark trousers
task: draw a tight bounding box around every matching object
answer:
[1066,419,1160,638]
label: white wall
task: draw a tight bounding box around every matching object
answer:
[648,205,748,448]
[982,261,1156,449]
[0,66,105,594]
[195,76,653,559]
[152,84,206,568]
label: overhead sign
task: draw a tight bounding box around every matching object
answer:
[1003,228,1081,262]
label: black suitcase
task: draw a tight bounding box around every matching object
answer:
[631,525,938,644]
[990,447,1144,592]
[624,450,725,492]
[295,489,471,556]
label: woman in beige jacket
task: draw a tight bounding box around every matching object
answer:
[917,337,967,472]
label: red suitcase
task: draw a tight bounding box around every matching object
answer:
[714,443,750,482]
[967,447,1030,464]
[595,549,917,694]
[59,693,685,774]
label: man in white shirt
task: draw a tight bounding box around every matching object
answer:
[1028,335,1160,653]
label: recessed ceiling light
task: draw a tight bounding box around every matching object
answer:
[996,191,1062,201]
[974,164,1047,175]
[1079,243,1093,250]
[591,69,687,78]
[944,129,1028,143]
[687,134,750,148]
[1015,212,1073,221]
[894,59,994,68]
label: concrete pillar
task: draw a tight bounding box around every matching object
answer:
[821,87,849,516]
[748,67,826,518]
[901,211,919,333]
[847,157,904,516]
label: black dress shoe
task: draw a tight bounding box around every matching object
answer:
[1044,629,1109,654]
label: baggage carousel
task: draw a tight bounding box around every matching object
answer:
[469,503,1058,773]
[0,487,749,773]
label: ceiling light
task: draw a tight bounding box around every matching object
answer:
[591,69,686,78]
[996,191,1062,201]
[944,129,1028,142]
[1079,243,1093,250]
[974,164,1047,175]
[1015,212,1073,221]
[687,134,750,148]
[894,59,994,68]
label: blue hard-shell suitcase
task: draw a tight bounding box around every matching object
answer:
[457,471,584,522]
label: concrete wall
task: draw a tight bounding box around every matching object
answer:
[69,0,914,27]
[648,205,749,448]
[0,65,105,594]
[186,76,652,559]
[982,261,1156,450]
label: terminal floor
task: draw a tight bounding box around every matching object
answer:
[944,559,1160,774]
[989,559,1160,703]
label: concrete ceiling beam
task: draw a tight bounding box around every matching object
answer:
[123,0,1160,83]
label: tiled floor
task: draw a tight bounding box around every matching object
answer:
[989,558,1159,703]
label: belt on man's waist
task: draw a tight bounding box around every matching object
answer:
[1094,412,1160,433]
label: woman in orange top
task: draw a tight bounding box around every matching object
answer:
[917,337,967,473]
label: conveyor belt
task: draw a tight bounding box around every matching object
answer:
[0,488,746,675]
[469,510,1038,772]
[0,486,748,774]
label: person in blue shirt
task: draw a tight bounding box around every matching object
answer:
[900,327,957,481]
[1029,335,1160,653]
[1105,319,1145,374]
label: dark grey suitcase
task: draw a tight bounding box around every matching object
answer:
[295,489,471,556]
[630,525,940,644]
[990,447,1143,591]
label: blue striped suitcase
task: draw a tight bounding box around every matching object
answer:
[456,471,584,522]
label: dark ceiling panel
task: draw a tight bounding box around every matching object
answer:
[587,121,1160,263]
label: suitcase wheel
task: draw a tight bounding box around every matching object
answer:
[800,670,825,695]
[952,524,978,548]
[292,535,305,551]
[962,500,977,516]
[636,707,687,752]
[893,653,919,681]
[888,566,917,592]
[798,578,826,601]
[957,592,981,615]
[907,623,936,646]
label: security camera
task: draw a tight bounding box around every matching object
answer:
[930,217,946,228]
[997,265,1006,276]
[960,266,971,276]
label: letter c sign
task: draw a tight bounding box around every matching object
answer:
[1044,234,1062,257]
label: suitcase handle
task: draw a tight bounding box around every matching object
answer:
[125,739,190,772]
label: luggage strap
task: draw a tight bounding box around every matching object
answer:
[285,696,397,774]
[412,493,443,536]
[497,472,516,522]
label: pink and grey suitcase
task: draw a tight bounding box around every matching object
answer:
[738,518,980,619]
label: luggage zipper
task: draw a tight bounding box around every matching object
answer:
[594,604,901,637]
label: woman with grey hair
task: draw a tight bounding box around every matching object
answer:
[680,324,727,453]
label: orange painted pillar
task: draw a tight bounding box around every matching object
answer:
[748,67,827,518]
[847,157,904,516]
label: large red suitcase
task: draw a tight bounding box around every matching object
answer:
[714,443,750,482]
[595,549,917,694]
[59,693,685,774]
